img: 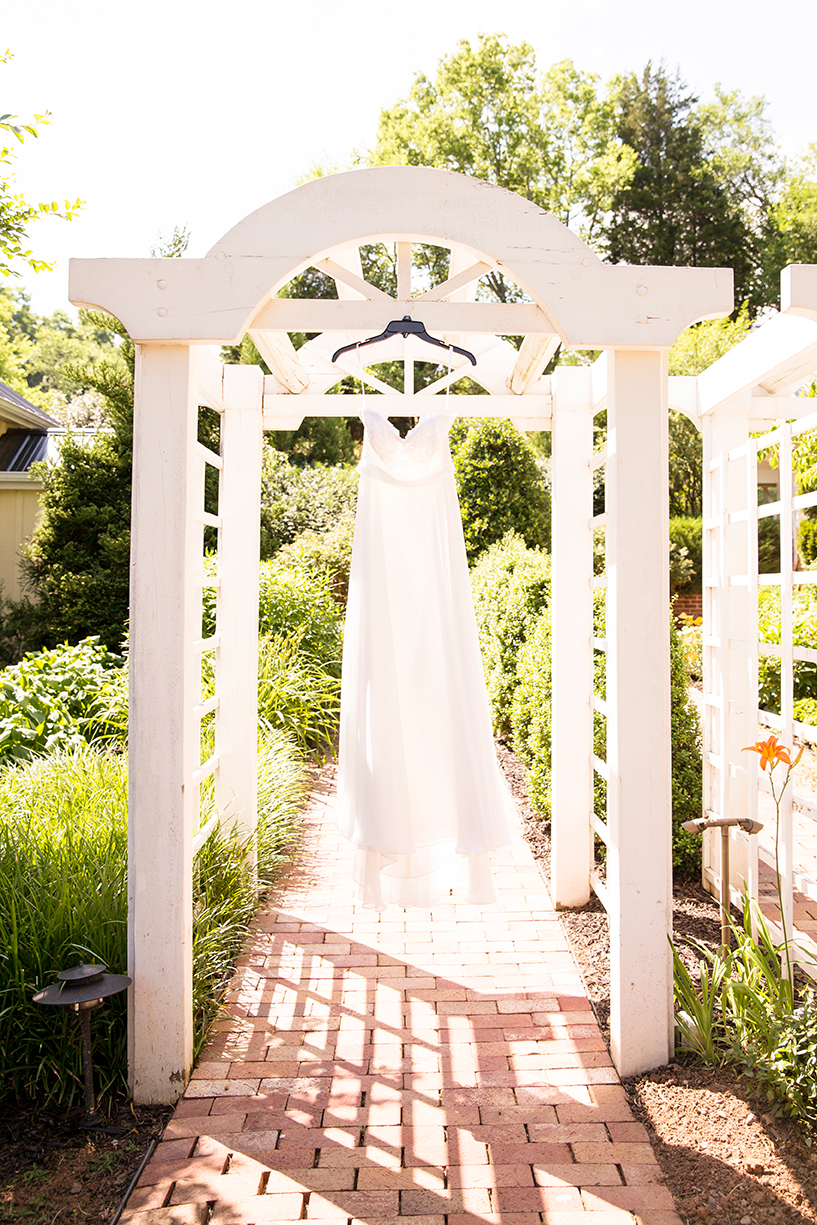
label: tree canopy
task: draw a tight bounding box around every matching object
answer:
[1,51,82,280]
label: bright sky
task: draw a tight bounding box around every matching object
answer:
[4,0,815,317]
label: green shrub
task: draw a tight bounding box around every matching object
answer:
[670,613,704,874]
[275,516,355,606]
[669,516,703,593]
[800,518,817,567]
[0,734,306,1107]
[453,419,550,564]
[510,614,552,817]
[473,534,702,873]
[202,558,344,675]
[794,697,817,737]
[0,638,123,765]
[260,447,358,558]
[758,586,817,713]
[19,431,131,653]
[470,533,552,732]
[677,621,703,683]
[758,514,781,574]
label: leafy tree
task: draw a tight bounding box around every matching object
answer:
[763,146,817,303]
[372,33,635,289]
[1,51,82,279]
[0,284,31,391]
[15,233,189,652]
[604,64,754,308]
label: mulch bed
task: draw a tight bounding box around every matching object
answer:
[0,1101,171,1224]
[495,737,817,1225]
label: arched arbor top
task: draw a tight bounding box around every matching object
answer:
[69,166,732,351]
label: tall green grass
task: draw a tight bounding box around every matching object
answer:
[0,734,307,1108]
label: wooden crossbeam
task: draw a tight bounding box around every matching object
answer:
[507,335,562,395]
[251,298,555,336]
[414,261,493,304]
[314,258,394,304]
[249,330,309,394]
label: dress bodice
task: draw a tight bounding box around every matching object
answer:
[361,409,453,483]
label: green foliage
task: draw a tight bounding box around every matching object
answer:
[605,64,754,307]
[453,418,550,564]
[470,533,551,732]
[0,53,83,279]
[510,613,552,817]
[19,429,131,652]
[763,145,817,303]
[0,748,128,1106]
[669,542,694,593]
[668,307,752,377]
[472,532,702,873]
[256,632,341,753]
[372,34,634,252]
[799,518,817,567]
[202,556,344,673]
[677,621,703,684]
[794,698,817,738]
[669,517,703,593]
[260,446,359,558]
[669,614,704,874]
[0,638,122,765]
[757,586,817,713]
[673,899,817,1133]
[275,516,355,606]
[0,734,306,1106]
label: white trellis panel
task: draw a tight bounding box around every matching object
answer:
[700,278,817,978]
[550,366,595,908]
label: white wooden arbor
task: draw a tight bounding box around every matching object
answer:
[670,265,817,967]
[69,167,731,1103]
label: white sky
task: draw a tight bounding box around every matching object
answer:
[4,0,815,317]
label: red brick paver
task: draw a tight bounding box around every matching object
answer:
[121,766,681,1225]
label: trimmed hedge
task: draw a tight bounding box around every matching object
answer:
[472,532,703,873]
[452,418,550,564]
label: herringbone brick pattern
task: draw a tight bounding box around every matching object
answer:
[121,765,680,1225]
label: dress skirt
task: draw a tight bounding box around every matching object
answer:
[336,409,511,911]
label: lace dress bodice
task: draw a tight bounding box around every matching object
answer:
[360,409,453,483]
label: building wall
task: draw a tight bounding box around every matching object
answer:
[0,476,42,601]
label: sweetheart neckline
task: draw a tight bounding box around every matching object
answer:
[363,408,452,443]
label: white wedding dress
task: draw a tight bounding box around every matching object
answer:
[336,407,512,911]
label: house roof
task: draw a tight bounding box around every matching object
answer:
[0,380,62,430]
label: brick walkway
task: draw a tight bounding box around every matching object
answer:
[121,766,680,1225]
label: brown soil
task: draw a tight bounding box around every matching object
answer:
[495,737,817,1225]
[0,1101,171,1225]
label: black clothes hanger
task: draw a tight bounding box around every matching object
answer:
[332,316,477,366]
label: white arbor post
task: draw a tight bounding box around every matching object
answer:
[128,344,201,1103]
[605,349,673,1075]
[215,365,264,846]
[550,366,594,907]
[702,404,755,910]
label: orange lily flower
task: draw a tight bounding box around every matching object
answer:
[743,734,803,772]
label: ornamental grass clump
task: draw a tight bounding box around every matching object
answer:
[0,734,307,1108]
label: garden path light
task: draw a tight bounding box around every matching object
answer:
[32,961,131,1125]
[681,816,764,950]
